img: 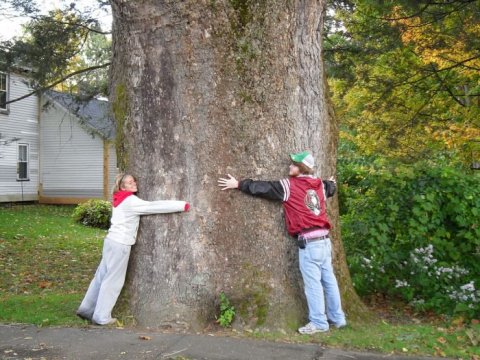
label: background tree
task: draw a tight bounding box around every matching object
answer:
[0,0,111,101]
[110,0,367,330]
[325,0,480,321]
[324,0,480,165]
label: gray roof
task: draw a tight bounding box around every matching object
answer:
[45,91,116,140]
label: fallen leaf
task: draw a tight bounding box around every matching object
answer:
[139,336,151,341]
[471,319,479,325]
[39,281,52,289]
[433,346,446,357]
[437,337,447,344]
[465,329,478,346]
[402,348,408,352]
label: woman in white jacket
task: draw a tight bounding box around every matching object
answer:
[76,173,189,325]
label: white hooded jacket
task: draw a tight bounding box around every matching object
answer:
[105,195,187,246]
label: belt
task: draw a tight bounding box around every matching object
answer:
[298,234,329,243]
[297,234,329,249]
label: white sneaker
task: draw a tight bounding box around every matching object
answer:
[328,320,347,329]
[298,322,328,334]
[332,321,347,329]
[94,318,118,326]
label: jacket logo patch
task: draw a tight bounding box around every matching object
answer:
[305,190,321,216]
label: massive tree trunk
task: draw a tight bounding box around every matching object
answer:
[110,0,367,330]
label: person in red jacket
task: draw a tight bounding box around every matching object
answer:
[218,151,346,334]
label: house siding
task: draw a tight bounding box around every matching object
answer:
[0,72,39,202]
[40,98,116,202]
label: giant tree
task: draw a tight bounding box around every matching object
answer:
[110,0,366,330]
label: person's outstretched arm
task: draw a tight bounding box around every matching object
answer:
[218,174,286,201]
[129,196,189,215]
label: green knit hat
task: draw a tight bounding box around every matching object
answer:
[290,151,314,169]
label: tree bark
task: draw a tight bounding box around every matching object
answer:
[110,0,368,330]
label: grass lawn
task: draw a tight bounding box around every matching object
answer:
[0,204,104,326]
[0,204,478,359]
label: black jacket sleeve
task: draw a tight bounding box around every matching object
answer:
[238,179,285,201]
[323,180,336,198]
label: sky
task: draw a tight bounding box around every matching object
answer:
[0,0,112,41]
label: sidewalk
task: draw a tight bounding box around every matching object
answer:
[0,324,450,360]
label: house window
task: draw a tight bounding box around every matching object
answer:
[0,72,7,110]
[17,144,29,181]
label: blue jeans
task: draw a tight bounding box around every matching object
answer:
[299,238,346,330]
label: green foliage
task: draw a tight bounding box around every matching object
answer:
[217,292,236,328]
[3,10,88,83]
[339,157,480,319]
[0,3,111,99]
[72,199,112,229]
[324,1,480,164]
[74,32,111,97]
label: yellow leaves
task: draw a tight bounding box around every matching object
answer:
[329,2,479,162]
[392,8,480,75]
[431,124,480,151]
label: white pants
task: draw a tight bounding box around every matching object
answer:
[77,238,131,324]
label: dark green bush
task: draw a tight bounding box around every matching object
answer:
[339,160,480,319]
[72,199,112,229]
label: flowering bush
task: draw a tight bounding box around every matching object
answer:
[340,162,480,319]
[356,245,479,318]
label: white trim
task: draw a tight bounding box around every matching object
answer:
[280,178,290,201]
[0,72,9,112]
[17,143,29,181]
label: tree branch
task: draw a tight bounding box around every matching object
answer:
[28,14,111,35]
[378,3,432,21]
[5,62,111,105]
[429,63,466,107]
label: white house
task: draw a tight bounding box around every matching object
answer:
[0,70,40,202]
[0,70,117,204]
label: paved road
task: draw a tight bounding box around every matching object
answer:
[0,324,450,360]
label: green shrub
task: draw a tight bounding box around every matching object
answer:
[217,292,235,327]
[340,161,480,319]
[72,199,112,229]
